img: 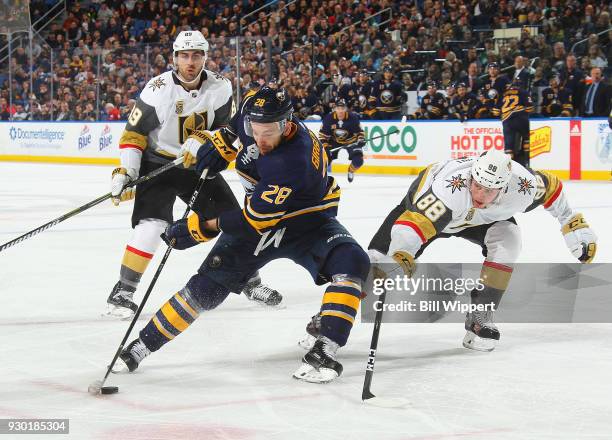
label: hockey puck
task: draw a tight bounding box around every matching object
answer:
[101,386,119,395]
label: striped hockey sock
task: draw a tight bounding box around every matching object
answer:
[319,278,362,347]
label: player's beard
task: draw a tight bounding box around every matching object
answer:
[177,64,203,86]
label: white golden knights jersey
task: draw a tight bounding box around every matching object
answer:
[119,69,234,169]
[388,156,575,257]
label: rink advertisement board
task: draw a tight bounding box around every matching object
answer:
[0,122,123,165]
[579,119,612,180]
[0,119,609,179]
[303,119,570,177]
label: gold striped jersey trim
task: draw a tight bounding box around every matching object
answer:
[119,130,148,149]
[396,211,437,240]
[412,164,434,204]
[245,200,285,219]
[236,169,259,185]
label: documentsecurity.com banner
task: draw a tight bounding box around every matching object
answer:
[361,263,612,323]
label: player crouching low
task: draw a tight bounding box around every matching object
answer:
[111,85,369,383]
[371,149,596,351]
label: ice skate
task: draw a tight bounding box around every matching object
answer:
[242,277,283,307]
[298,312,321,350]
[104,281,138,319]
[463,310,500,352]
[293,336,343,383]
[112,339,150,373]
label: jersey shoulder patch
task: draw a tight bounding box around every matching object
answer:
[430,159,473,212]
[140,71,173,106]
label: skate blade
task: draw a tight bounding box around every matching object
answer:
[292,363,338,384]
[462,331,497,352]
[298,334,316,351]
[102,304,135,320]
[363,396,410,408]
[245,297,286,310]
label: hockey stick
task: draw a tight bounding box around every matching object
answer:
[329,128,400,153]
[362,275,409,408]
[0,157,185,253]
[88,167,210,396]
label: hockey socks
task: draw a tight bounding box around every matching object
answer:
[139,289,201,352]
[118,219,167,291]
[319,277,362,347]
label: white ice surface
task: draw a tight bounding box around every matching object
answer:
[1,163,611,439]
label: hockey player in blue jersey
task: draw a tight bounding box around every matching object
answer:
[112,84,370,384]
[318,98,366,183]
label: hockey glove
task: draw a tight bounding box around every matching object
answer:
[110,167,138,206]
[180,137,204,168]
[193,130,237,176]
[562,213,597,263]
[160,213,220,250]
[372,250,416,279]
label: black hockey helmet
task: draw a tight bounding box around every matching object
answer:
[244,85,294,136]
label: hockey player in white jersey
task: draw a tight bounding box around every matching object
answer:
[107,31,282,318]
[366,149,597,351]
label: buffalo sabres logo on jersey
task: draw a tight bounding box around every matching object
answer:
[241,143,260,165]
[517,177,534,195]
[358,94,367,108]
[380,89,394,104]
[148,77,166,92]
[333,128,349,140]
[445,174,467,193]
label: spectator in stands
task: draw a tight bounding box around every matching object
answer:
[55,101,74,121]
[510,56,533,91]
[103,103,121,121]
[0,97,15,120]
[587,44,608,69]
[1,0,609,123]
[12,104,29,121]
[581,67,612,118]
[559,54,585,112]
[460,62,482,94]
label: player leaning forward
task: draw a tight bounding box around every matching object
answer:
[369,149,597,351]
[112,85,370,383]
[107,31,282,318]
